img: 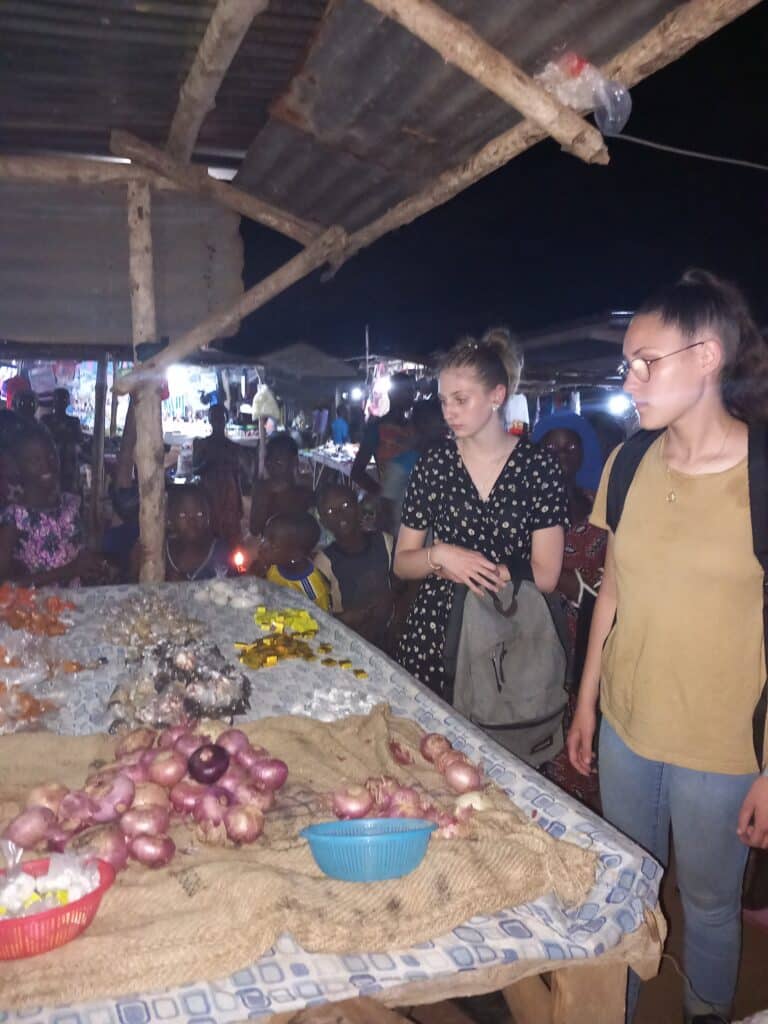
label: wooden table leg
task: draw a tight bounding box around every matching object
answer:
[551,962,627,1024]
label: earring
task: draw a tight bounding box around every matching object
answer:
[491,403,499,413]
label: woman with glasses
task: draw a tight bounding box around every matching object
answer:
[567,269,768,1024]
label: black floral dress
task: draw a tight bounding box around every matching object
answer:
[396,438,569,695]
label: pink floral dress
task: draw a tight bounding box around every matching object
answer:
[0,494,83,576]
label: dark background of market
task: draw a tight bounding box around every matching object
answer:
[232,2,767,361]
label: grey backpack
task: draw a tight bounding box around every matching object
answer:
[445,566,570,767]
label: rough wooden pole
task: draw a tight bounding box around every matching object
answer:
[112,130,321,246]
[109,358,120,437]
[362,0,608,165]
[167,0,270,163]
[0,154,178,190]
[89,353,108,547]
[116,226,346,393]
[332,0,760,272]
[126,180,166,583]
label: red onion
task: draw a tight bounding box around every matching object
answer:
[388,786,424,819]
[435,749,470,775]
[193,787,231,827]
[188,744,229,785]
[332,784,373,820]
[46,824,73,852]
[117,759,150,784]
[217,763,246,795]
[389,739,414,766]
[169,778,206,815]
[116,727,156,758]
[174,732,209,760]
[85,772,135,823]
[68,824,129,872]
[26,783,69,816]
[216,729,250,757]
[443,759,483,794]
[365,775,399,813]
[148,749,188,788]
[420,732,452,763]
[232,782,275,814]
[248,757,288,792]
[58,790,97,832]
[132,781,170,811]
[236,745,269,773]
[120,805,170,838]
[128,834,175,868]
[157,724,190,750]
[3,806,55,849]
[224,805,264,844]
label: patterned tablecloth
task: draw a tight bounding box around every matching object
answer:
[0,579,662,1024]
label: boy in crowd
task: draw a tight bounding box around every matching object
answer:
[261,511,330,611]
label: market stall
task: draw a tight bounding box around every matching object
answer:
[0,579,662,1024]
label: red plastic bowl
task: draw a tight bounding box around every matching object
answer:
[0,857,115,960]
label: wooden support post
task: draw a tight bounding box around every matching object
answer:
[167,0,270,163]
[0,154,177,190]
[111,130,321,246]
[115,225,346,394]
[126,180,165,583]
[109,359,120,438]
[362,0,607,165]
[89,353,108,547]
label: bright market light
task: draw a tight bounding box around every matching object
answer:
[607,393,633,417]
[350,387,364,401]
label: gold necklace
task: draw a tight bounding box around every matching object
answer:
[661,424,733,504]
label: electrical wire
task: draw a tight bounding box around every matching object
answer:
[660,952,729,1022]
[610,132,768,174]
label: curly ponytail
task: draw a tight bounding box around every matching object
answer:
[637,269,768,423]
[440,325,523,400]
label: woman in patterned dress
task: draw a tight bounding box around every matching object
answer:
[394,330,569,697]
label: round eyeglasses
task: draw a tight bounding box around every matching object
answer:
[617,341,704,383]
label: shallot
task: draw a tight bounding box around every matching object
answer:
[232,781,274,813]
[157,724,190,749]
[388,786,424,819]
[26,783,69,816]
[116,727,156,758]
[3,806,55,849]
[120,806,170,837]
[420,732,452,763]
[236,745,269,773]
[174,732,208,760]
[117,759,150,784]
[224,804,264,844]
[193,787,231,827]
[365,775,399,813]
[69,824,129,872]
[454,789,492,815]
[217,763,246,795]
[216,728,250,757]
[128,834,175,868]
[331,784,373,820]
[389,739,414,766]
[444,760,483,794]
[147,750,188,788]
[132,781,170,810]
[58,790,97,832]
[188,744,229,785]
[169,778,205,814]
[85,772,135,823]
[249,757,288,792]
[435,749,470,775]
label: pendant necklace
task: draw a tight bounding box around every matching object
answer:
[661,424,733,504]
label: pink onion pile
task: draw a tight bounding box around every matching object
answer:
[2,724,287,872]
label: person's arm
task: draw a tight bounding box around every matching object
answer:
[530,525,565,593]
[394,528,503,596]
[566,537,617,775]
[350,422,380,495]
[249,480,271,536]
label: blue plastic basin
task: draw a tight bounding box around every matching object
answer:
[300,818,437,882]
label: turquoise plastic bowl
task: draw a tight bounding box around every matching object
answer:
[300,818,437,882]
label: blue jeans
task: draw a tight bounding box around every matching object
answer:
[599,719,755,1022]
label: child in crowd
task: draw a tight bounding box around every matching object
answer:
[250,434,313,537]
[131,484,232,582]
[262,512,330,610]
[315,482,394,648]
[0,423,106,586]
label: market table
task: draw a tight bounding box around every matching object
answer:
[300,445,377,490]
[0,579,664,1024]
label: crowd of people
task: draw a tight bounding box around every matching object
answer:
[0,270,766,1022]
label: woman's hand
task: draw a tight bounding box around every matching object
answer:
[433,542,504,597]
[737,775,768,848]
[567,700,598,777]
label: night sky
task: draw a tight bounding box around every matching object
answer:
[233,3,767,361]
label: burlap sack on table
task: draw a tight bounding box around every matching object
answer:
[0,704,596,1009]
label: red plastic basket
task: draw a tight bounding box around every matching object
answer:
[0,857,115,960]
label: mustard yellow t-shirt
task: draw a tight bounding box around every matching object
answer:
[591,437,765,774]
[266,563,331,612]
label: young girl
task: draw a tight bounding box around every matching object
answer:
[567,270,768,1024]
[0,424,103,586]
[393,328,568,697]
[154,485,232,582]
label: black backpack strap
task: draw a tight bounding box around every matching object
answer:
[748,422,768,766]
[605,429,664,533]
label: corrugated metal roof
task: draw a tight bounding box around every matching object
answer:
[235,0,683,229]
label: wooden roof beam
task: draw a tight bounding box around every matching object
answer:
[0,154,178,190]
[362,0,609,166]
[166,0,270,163]
[332,0,760,273]
[111,130,322,246]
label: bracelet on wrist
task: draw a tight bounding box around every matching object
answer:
[426,545,443,574]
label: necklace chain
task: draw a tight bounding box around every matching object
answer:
[661,423,733,504]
